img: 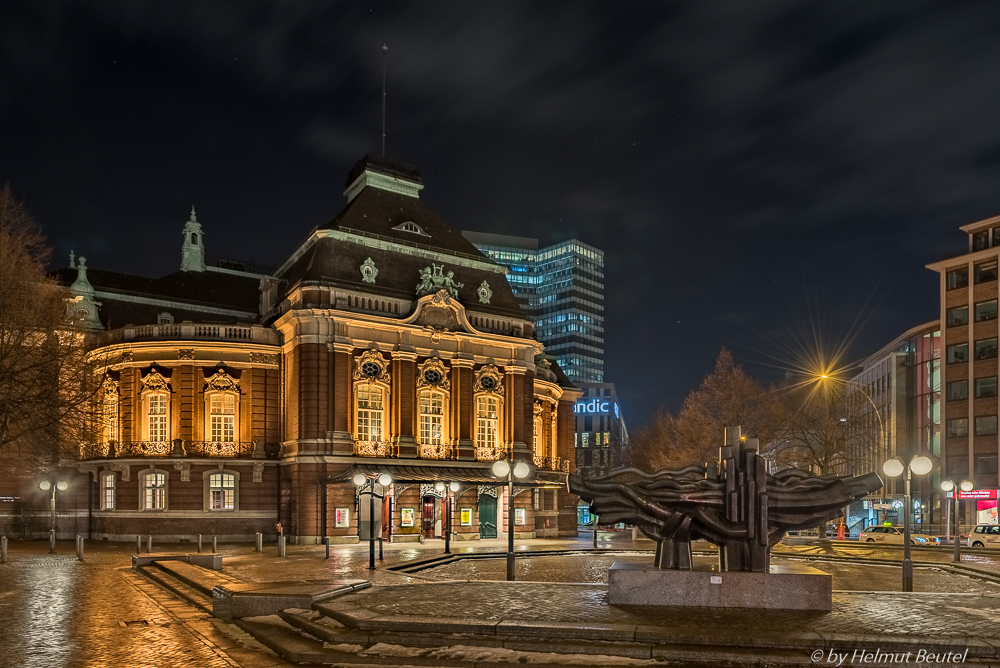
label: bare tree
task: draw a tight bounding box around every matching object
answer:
[629,349,786,471]
[0,184,99,474]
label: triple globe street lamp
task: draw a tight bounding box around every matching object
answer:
[940,479,974,563]
[491,458,530,581]
[881,454,934,592]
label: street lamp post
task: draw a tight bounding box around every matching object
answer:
[435,481,461,554]
[39,479,68,554]
[882,455,933,591]
[353,471,392,570]
[940,479,974,563]
[491,458,530,581]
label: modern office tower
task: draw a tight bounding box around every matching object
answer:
[847,322,940,533]
[570,382,629,525]
[929,216,1000,529]
[462,231,605,383]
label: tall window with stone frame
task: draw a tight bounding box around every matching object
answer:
[533,415,543,456]
[100,471,115,510]
[356,385,385,442]
[102,386,119,444]
[208,393,237,442]
[475,395,501,450]
[145,393,169,442]
[141,471,167,510]
[418,390,445,445]
[208,471,236,510]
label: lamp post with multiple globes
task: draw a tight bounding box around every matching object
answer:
[491,459,530,581]
[940,479,974,563]
[882,455,934,591]
[435,481,460,554]
[352,471,392,570]
[39,479,69,554]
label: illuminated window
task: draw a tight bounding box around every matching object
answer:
[475,395,500,449]
[356,385,385,441]
[102,386,119,444]
[974,231,990,251]
[210,394,236,442]
[207,472,236,511]
[946,343,968,364]
[976,300,998,322]
[946,380,968,401]
[946,418,968,438]
[533,415,542,453]
[976,261,998,284]
[141,471,167,510]
[418,391,445,445]
[975,376,998,399]
[100,471,115,510]
[146,393,169,442]
[976,338,998,360]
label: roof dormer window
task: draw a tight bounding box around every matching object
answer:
[392,221,430,237]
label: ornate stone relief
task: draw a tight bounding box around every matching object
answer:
[111,463,130,482]
[141,369,170,392]
[420,483,444,499]
[253,462,264,483]
[477,280,492,304]
[416,357,451,392]
[354,349,391,385]
[477,485,498,498]
[205,368,240,393]
[359,257,379,284]
[249,352,279,365]
[121,351,134,364]
[178,349,195,361]
[173,461,191,482]
[101,376,120,399]
[533,401,543,417]
[473,364,504,395]
[416,264,463,298]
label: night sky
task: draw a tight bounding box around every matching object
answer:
[4,2,1000,428]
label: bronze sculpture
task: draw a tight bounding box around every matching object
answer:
[569,428,883,572]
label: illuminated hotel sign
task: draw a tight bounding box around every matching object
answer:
[946,489,998,500]
[575,399,610,414]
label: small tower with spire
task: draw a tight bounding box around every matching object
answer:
[180,207,206,272]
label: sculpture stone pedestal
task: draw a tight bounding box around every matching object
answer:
[608,561,832,611]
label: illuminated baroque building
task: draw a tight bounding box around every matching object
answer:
[12,154,582,544]
[461,232,605,383]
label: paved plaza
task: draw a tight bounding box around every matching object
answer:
[2,534,999,667]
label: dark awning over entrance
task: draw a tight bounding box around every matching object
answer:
[327,463,567,489]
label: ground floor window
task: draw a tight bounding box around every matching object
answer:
[207,471,237,510]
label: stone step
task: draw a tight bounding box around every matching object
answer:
[137,565,213,612]
[152,558,243,597]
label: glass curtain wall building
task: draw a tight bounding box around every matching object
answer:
[462,231,605,383]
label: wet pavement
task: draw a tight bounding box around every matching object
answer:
[2,533,999,667]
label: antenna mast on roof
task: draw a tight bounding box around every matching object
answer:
[381,44,388,156]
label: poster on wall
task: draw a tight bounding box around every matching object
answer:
[335,508,350,528]
[514,507,526,526]
[460,508,473,526]
[400,507,415,527]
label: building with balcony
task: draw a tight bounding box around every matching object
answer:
[5,154,582,544]
[461,231,605,383]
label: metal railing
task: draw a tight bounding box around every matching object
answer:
[79,440,272,459]
[353,440,394,457]
[475,445,507,462]
[418,443,455,460]
[98,323,281,346]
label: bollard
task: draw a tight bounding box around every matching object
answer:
[49,529,56,554]
[136,535,141,554]
[1,535,7,564]
[277,536,286,558]
[212,536,217,553]
[325,537,330,559]
[632,525,638,541]
[77,535,85,562]
[147,535,152,553]
[198,534,203,554]
[255,532,262,552]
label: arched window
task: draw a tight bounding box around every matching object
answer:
[475,395,501,452]
[416,358,451,459]
[140,470,168,510]
[419,391,445,445]
[473,364,505,461]
[205,470,238,511]
[100,470,115,510]
[203,369,240,445]
[100,378,119,445]
[352,350,392,456]
[356,385,385,441]
[140,370,171,444]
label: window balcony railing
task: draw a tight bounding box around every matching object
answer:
[353,440,395,457]
[475,445,507,462]
[79,440,277,459]
[533,455,566,472]
[418,443,454,460]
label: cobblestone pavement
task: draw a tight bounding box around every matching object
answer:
[3,534,999,668]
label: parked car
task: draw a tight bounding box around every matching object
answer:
[967,524,1000,548]
[859,526,940,545]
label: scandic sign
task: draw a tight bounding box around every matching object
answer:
[574,400,610,414]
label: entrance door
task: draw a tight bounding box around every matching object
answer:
[422,497,436,538]
[479,494,497,539]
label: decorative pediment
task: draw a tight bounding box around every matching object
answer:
[141,369,170,393]
[474,364,504,395]
[416,357,450,392]
[205,369,240,393]
[354,349,391,384]
[416,263,463,298]
[404,290,478,336]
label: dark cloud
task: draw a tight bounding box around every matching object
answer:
[3,0,1000,425]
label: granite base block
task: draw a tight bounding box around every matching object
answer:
[607,561,832,611]
[131,552,223,570]
[213,580,370,621]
